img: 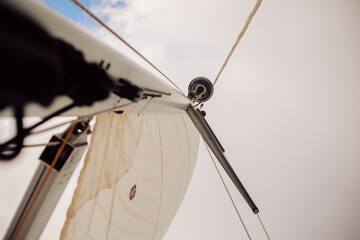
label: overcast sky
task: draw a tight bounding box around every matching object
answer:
[1,0,360,239]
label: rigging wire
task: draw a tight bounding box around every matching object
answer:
[203,141,252,240]
[213,0,263,86]
[70,0,186,97]
[2,142,61,151]
[11,121,78,240]
[257,213,271,240]
[137,97,154,116]
[24,103,76,133]
[0,103,75,145]
[0,103,76,160]
[27,101,138,136]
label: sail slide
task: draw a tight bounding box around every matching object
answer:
[61,112,199,240]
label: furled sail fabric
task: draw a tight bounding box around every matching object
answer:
[60,112,199,240]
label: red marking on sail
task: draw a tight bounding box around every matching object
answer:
[129,184,137,200]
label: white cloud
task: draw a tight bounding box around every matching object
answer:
[91,0,165,36]
[86,0,258,91]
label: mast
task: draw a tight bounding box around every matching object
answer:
[5,122,90,240]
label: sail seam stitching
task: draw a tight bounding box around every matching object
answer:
[105,127,123,240]
[172,113,184,211]
[180,114,193,187]
[85,117,115,239]
[151,114,164,240]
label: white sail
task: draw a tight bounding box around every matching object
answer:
[0,1,202,239]
[60,112,199,239]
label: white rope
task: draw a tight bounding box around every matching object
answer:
[213,0,263,86]
[203,141,252,240]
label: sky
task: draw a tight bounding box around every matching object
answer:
[1,0,360,239]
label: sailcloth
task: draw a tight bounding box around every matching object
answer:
[60,112,199,240]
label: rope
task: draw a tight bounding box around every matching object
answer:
[257,213,271,240]
[11,121,78,240]
[213,0,263,86]
[70,0,185,96]
[204,141,252,240]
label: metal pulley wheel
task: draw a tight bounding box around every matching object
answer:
[187,77,214,102]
